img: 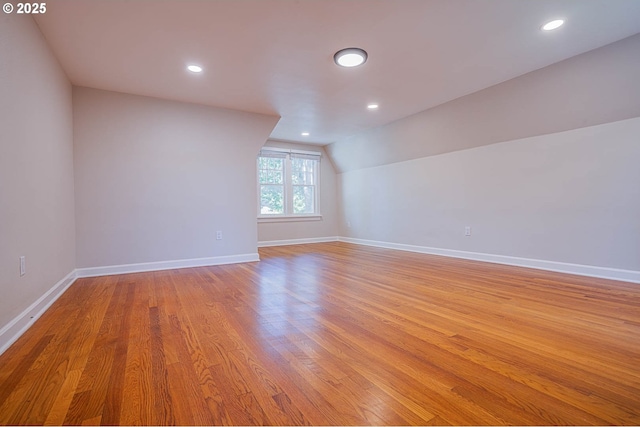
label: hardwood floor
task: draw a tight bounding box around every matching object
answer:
[0,242,639,425]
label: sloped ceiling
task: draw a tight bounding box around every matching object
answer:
[326,34,640,173]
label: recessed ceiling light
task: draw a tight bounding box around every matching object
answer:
[187,64,203,73]
[542,19,564,31]
[367,103,379,110]
[334,48,368,68]
[301,132,310,136]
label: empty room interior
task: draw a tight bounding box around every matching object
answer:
[1,0,640,425]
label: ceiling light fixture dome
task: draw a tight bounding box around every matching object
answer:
[334,48,368,67]
[187,64,203,73]
[367,103,379,110]
[542,19,564,31]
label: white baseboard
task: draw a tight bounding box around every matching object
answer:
[338,237,640,284]
[75,253,260,278]
[258,236,339,247]
[0,270,78,356]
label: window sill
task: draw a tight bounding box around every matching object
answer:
[258,215,323,223]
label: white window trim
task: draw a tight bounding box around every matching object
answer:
[257,148,321,220]
[259,147,322,157]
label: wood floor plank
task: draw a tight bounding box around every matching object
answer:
[0,335,52,411]
[119,280,153,426]
[148,306,175,426]
[101,281,136,426]
[63,344,115,425]
[0,242,639,425]
[43,369,82,426]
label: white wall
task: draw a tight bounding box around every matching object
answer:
[339,117,640,273]
[73,87,278,268]
[0,16,76,330]
[257,141,339,244]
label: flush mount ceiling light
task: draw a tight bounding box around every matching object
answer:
[301,132,310,136]
[367,103,379,110]
[187,64,203,73]
[334,48,368,67]
[542,19,564,31]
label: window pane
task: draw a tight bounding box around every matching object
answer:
[258,156,284,185]
[292,158,316,185]
[291,158,301,184]
[268,158,283,170]
[292,169,302,185]
[293,185,315,214]
[260,185,284,214]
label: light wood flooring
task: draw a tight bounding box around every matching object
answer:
[0,242,639,425]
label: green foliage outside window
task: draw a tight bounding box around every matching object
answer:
[259,157,284,214]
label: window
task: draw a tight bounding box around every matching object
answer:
[258,148,320,218]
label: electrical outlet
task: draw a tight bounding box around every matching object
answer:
[465,226,471,236]
[20,256,26,276]
[216,231,222,240]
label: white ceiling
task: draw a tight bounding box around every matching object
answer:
[34,0,640,145]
